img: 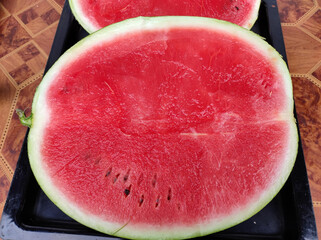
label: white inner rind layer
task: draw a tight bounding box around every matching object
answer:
[28,16,298,240]
[243,0,261,29]
[68,0,261,33]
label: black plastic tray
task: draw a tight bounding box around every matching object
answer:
[0,0,318,239]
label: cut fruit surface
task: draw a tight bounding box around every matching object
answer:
[69,0,261,33]
[28,17,298,239]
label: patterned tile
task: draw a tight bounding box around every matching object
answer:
[0,16,31,58]
[1,77,41,170]
[277,0,315,23]
[9,64,34,84]
[301,9,321,40]
[282,26,321,74]
[17,43,40,61]
[0,69,17,141]
[19,6,38,24]
[18,0,60,35]
[0,42,46,84]
[34,21,58,55]
[292,77,321,201]
[20,44,46,74]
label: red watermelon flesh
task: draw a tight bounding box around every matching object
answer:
[28,17,297,239]
[69,0,261,32]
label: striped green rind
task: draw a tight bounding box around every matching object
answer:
[28,16,298,239]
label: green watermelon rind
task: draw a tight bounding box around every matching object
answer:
[68,0,261,33]
[68,0,97,33]
[28,16,298,240]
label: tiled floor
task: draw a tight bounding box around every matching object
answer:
[277,0,321,236]
[0,0,321,238]
[0,0,64,212]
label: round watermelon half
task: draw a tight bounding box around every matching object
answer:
[27,17,298,239]
[69,0,261,33]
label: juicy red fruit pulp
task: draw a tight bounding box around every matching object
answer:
[80,0,256,28]
[43,27,291,226]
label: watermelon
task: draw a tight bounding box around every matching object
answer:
[23,17,298,239]
[69,0,261,33]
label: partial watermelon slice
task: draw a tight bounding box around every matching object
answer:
[69,0,261,33]
[26,17,297,239]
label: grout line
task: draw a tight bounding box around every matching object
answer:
[0,3,10,21]
[313,201,321,207]
[313,0,319,7]
[47,0,63,13]
[0,64,19,89]
[0,155,13,181]
[0,89,20,152]
[281,23,296,27]
[291,73,307,77]
[18,72,43,90]
[12,14,35,38]
[307,74,321,89]
[291,73,321,89]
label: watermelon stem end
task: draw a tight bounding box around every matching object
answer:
[16,109,32,128]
